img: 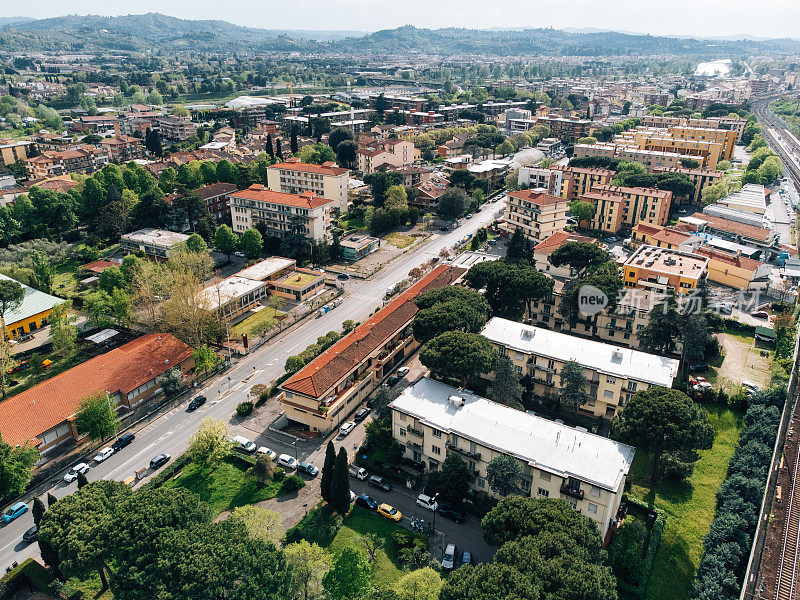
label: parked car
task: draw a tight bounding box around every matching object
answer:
[340,421,356,436]
[377,503,402,522]
[354,408,370,422]
[298,462,319,477]
[355,494,378,511]
[278,454,299,470]
[64,462,89,483]
[3,502,28,523]
[751,310,769,319]
[337,273,350,281]
[233,251,245,258]
[438,505,467,523]
[22,525,38,543]
[231,435,257,453]
[416,494,439,511]
[441,543,457,571]
[369,475,392,492]
[112,433,135,451]
[257,447,277,461]
[461,551,472,566]
[353,467,369,480]
[187,395,206,411]
[396,366,410,377]
[688,363,709,373]
[386,375,400,386]
[150,453,171,469]
[93,447,114,463]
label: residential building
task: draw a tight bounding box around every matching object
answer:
[585,184,673,233]
[0,334,194,453]
[481,317,679,419]
[533,232,597,278]
[24,146,110,179]
[622,245,708,295]
[0,140,34,167]
[558,167,616,202]
[535,116,593,143]
[71,115,120,136]
[0,274,66,339]
[413,177,449,211]
[266,159,350,211]
[694,246,771,290]
[279,265,464,435]
[100,135,143,163]
[395,166,431,188]
[390,377,635,535]
[269,268,327,301]
[357,138,415,175]
[653,166,723,204]
[630,223,697,250]
[502,189,568,242]
[229,184,336,241]
[120,229,191,261]
[31,133,84,152]
[194,182,239,220]
[518,166,564,196]
[156,116,196,142]
[671,126,737,162]
[340,233,380,261]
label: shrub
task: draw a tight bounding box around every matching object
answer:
[256,390,270,407]
[610,520,648,586]
[281,475,304,494]
[236,401,254,416]
[283,504,343,546]
[273,467,285,481]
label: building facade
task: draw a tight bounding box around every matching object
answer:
[502,189,568,242]
[266,159,350,211]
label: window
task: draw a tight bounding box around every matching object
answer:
[399,429,406,437]
[627,381,638,392]
[539,471,551,481]
[432,446,441,455]
[590,486,601,498]
[604,389,614,399]
[399,413,406,421]
[477,478,485,488]
[587,503,598,514]
[606,376,616,384]
[431,429,442,438]
[537,487,550,497]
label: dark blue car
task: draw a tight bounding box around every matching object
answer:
[355,494,378,511]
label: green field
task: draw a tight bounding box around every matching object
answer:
[230,307,283,339]
[385,233,417,249]
[629,405,743,600]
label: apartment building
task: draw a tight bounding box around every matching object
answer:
[558,166,616,203]
[584,184,672,233]
[694,246,771,290]
[622,245,708,295]
[368,94,426,112]
[120,229,191,261]
[671,126,737,162]
[194,182,239,220]
[0,140,34,167]
[266,159,350,211]
[481,317,679,419]
[156,116,196,142]
[100,135,143,163]
[229,185,336,241]
[533,231,598,278]
[508,116,592,143]
[653,166,723,204]
[574,143,697,171]
[72,115,120,136]
[279,265,464,435]
[630,223,696,250]
[518,166,564,195]
[357,138,415,175]
[24,146,110,179]
[502,189,568,242]
[390,377,636,536]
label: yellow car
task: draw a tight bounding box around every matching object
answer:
[377,503,403,522]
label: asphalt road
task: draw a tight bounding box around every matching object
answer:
[0,200,502,570]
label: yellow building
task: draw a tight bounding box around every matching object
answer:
[622,245,708,295]
[0,140,33,167]
[695,247,771,290]
[583,184,673,234]
[502,189,568,242]
[557,166,615,203]
[671,126,737,162]
[0,274,66,339]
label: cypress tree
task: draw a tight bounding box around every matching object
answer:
[77,471,89,489]
[265,133,274,158]
[47,492,58,508]
[290,126,299,154]
[331,447,351,514]
[276,139,284,161]
[320,440,336,504]
[32,497,45,527]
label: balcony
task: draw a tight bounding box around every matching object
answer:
[446,442,481,461]
[407,427,424,438]
[560,482,585,500]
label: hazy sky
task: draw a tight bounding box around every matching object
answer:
[14,0,800,39]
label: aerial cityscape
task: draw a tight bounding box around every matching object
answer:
[0,6,799,600]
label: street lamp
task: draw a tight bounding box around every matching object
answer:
[431,492,439,537]
[224,322,233,365]
[292,439,299,460]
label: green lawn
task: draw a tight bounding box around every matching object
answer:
[328,507,408,586]
[231,307,283,339]
[629,405,744,600]
[163,457,284,515]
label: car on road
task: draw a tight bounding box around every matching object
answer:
[441,543,457,571]
[604,236,616,243]
[353,467,369,480]
[461,551,472,566]
[355,494,378,511]
[64,462,90,483]
[3,502,28,523]
[340,421,356,436]
[396,366,410,378]
[438,505,467,523]
[751,310,769,319]
[377,503,402,522]
[112,433,135,451]
[369,475,392,492]
[22,525,38,543]
[386,375,400,386]
[416,494,439,511]
[150,453,171,469]
[278,454,299,470]
[257,447,277,460]
[438,226,449,232]
[298,462,319,477]
[231,435,257,453]
[337,273,350,280]
[93,447,114,462]
[688,363,709,373]
[187,395,206,411]
[354,407,370,422]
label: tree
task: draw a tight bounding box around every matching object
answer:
[328,127,355,152]
[186,233,208,253]
[30,251,54,294]
[98,266,127,294]
[440,563,535,600]
[549,242,609,275]
[489,356,524,409]
[0,279,24,397]
[240,228,263,260]
[47,492,58,508]
[559,360,588,413]
[437,188,468,221]
[247,454,275,488]
[229,505,282,544]
[420,331,497,387]
[75,392,119,443]
[464,259,553,319]
[214,224,238,262]
[157,367,184,396]
[331,447,351,514]
[568,200,596,226]
[393,567,442,600]
[427,453,471,504]
[336,140,358,167]
[193,345,220,374]
[49,301,78,358]
[322,546,371,600]
[32,496,45,527]
[77,471,89,489]
[612,386,715,485]
[265,133,274,158]
[0,433,39,500]
[285,540,332,600]
[486,454,524,497]
[413,287,489,343]
[321,440,336,504]
[188,417,230,470]
[361,532,385,563]
[506,228,530,263]
[371,386,393,420]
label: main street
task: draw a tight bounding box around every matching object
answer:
[0,199,502,570]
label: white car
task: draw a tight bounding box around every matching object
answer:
[64,463,89,483]
[257,446,277,461]
[396,367,410,378]
[277,454,299,470]
[340,421,356,437]
[416,494,439,511]
[93,447,114,463]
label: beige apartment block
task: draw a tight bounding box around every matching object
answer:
[502,189,568,242]
[266,159,350,211]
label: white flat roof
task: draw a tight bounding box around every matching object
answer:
[198,276,267,310]
[481,317,679,387]
[121,229,190,248]
[236,257,296,282]
[391,378,635,492]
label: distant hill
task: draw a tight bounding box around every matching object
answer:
[0,14,797,56]
[0,16,35,29]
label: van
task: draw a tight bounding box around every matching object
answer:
[231,435,257,453]
[441,543,456,571]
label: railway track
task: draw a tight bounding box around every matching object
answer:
[752,98,800,189]
[775,416,800,600]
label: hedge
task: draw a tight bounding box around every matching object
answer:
[140,451,193,490]
[619,495,667,599]
[691,387,785,600]
[0,558,57,600]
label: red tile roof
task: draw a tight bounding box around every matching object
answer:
[533,231,595,254]
[695,246,763,271]
[507,189,566,206]
[81,259,118,274]
[0,334,193,448]
[652,228,691,247]
[686,212,772,242]
[281,265,464,399]
[631,223,662,237]
[229,185,333,210]
[195,182,239,200]
[268,161,349,176]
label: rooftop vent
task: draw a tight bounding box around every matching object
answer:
[448,395,465,408]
